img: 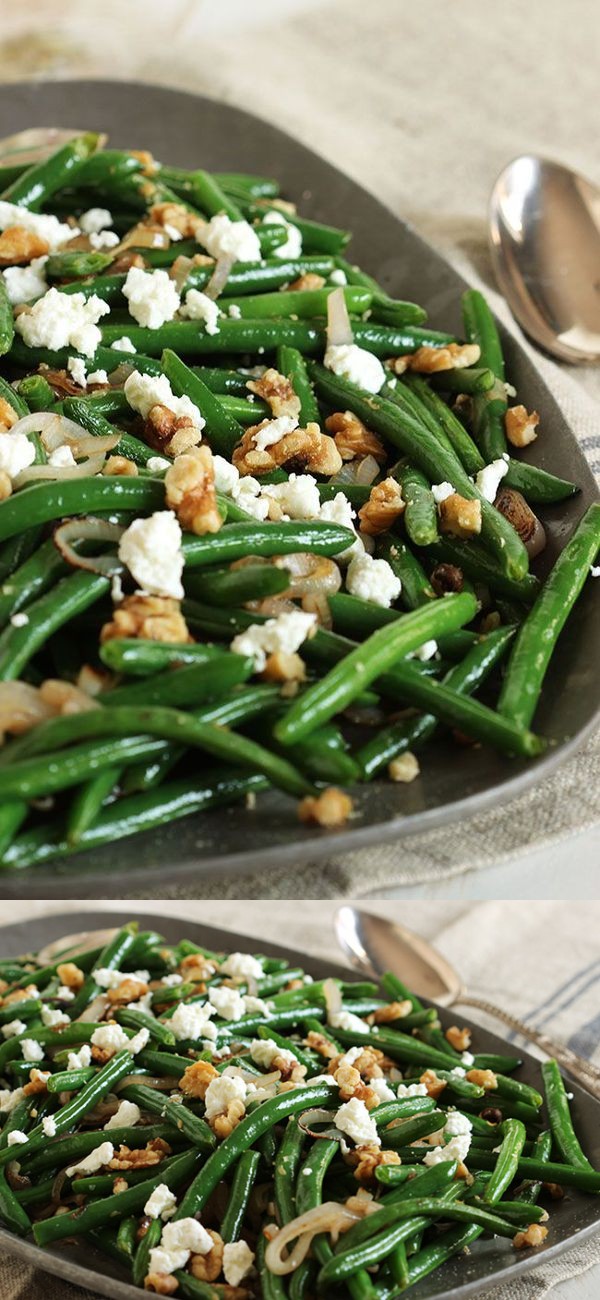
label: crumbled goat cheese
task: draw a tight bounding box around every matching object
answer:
[346,552,401,608]
[169,1001,217,1043]
[396,1082,428,1098]
[423,1111,472,1166]
[461,1052,475,1066]
[235,477,270,520]
[444,1111,473,1138]
[250,1038,298,1069]
[318,491,361,560]
[15,288,109,357]
[262,209,302,259]
[7,1130,29,1146]
[21,1039,44,1063]
[180,289,221,334]
[144,1182,178,1221]
[200,213,261,264]
[423,1135,470,1166]
[369,1077,397,1103]
[146,455,171,473]
[123,266,180,329]
[161,974,183,987]
[56,986,75,1001]
[431,481,456,505]
[118,511,185,600]
[213,454,240,497]
[2,256,47,305]
[409,639,438,662]
[204,1073,247,1121]
[1,1019,27,1040]
[450,1067,466,1078]
[591,565,600,578]
[329,268,348,286]
[324,343,386,394]
[264,473,321,519]
[41,1006,70,1029]
[228,303,242,319]
[123,369,203,429]
[0,432,36,480]
[252,414,298,452]
[208,985,246,1022]
[90,1023,131,1055]
[110,336,136,353]
[66,1141,115,1178]
[475,458,509,502]
[88,369,108,384]
[79,208,113,234]
[329,1010,371,1033]
[67,355,88,387]
[0,1088,25,1114]
[42,1116,57,1137]
[104,1100,142,1130]
[220,951,265,981]
[93,967,150,989]
[67,1045,92,1070]
[223,1240,255,1286]
[10,612,29,628]
[149,1218,214,1277]
[48,444,76,468]
[335,1098,381,1147]
[127,1028,150,1055]
[0,201,78,250]
[231,609,316,672]
[89,230,120,250]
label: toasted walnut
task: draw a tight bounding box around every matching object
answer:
[129,149,158,175]
[113,1177,129,1195]
[103,455,139,477]
[430,563,464,596]
[179,1060,219,1099]
[439,494,482,538]
[346,1144,401,1184]
[305,1030,339,1060]
[0,398,18,432]
[233,422,342,477]
[179,953,217,980]
[1,983,38,1006]
[466,1068,497,1091]
[107,977,149,1006]
[101,594,192,645]
[370,1000,413,1024]
[108,250,147,274]
[513,1224,548,1250]
[109,1138,171,1171]
[150,202,205,241]
[274,1055,307,1084]
[39,679,99,718]
[247,367,301,421]
[144,1274,179,1295]
[358,480,405,536]
[298,787,353,828]
[211,1098,246,1140]
[419,1070,447,1101]
[56,963,85,991]
[0,472,12,502]
[144,403,202,457]
[445,1026,472,1052]
[23,1069,51,1096]
[288,272,326,291]
[0,227,49,266]
[165,445,221,536]
[388,754,420,784]
[325,410,387,463]
[189,1229,224,1282]
[333,1064,380,1109]
[389,343,481,374]
[505,404,539,447]
[261,651,306,684]
[331,1047,387,1080]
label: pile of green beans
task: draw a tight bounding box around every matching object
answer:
[0,136,597,871]
[0,919,597,1297]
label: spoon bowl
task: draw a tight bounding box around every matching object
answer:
[489,154,600,364]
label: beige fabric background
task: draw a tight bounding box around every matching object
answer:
[0,900,599,1299]
[2,0,599,896]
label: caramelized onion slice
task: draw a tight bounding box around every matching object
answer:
[327,287,354,347]
[54,516,125,577]
[494,487,546,558]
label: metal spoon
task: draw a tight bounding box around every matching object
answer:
[335,905,600,1099]
[489,154,600,364]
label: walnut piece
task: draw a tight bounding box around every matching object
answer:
[150,201,205,241]
[346,1144,401,1185]
[370,1000,413,1024]
[0,472,12,502]
[439,494,482,538]
[358,479,404,536]
[388,753,420,783]
[56,963,85,990]
[466,1068,497,1091]
[144,403,202,458]
[0,227,49,266]
[325,410,387,463]
[233,421,342,477]
[179,953,217,981]
[419,1069,447,1101]
[210,1097,246,1140]
[333,1063,380,1109]
[38,679,99,718]
[165,445,222,536]
[247,367,301,421]
[179,1060,219,1099]
[505,404,539,448]
[144,1274,179,1294]
[23,1069,51,1096]
[513,1224,548,1250]
[103,455,139,477]
[106,977,149,1006]
[109,1138,171,1170]
[189,1230,224,1282]
[298,787,354,828]
[288,272,326,291]
[445,1025,472,1052]
[108,250,147,275]
[388,343,481,374]
[101,594,192,645]
[261,651,306,684]
[305,1030,339,1060]
[0,398,18,432]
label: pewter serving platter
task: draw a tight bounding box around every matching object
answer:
[0,81,598,898]
[0,909,599,1300]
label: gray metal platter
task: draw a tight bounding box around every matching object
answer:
[0,81,598,898]
[0,910,598,1299]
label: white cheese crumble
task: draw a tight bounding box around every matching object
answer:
[591,565,600,578]
[220,951,264,981]
[40,1006,70,1029]
[42,1116,57,1137]
[161,974,183,987]
[0,201,78,250]
[0,1087,25,1114]
[324,343,386,394]
[200,213,261,264]
[0,433,36,480]
[431,481,456,505]
[48,444,76,468]
[104,1100,142,1131]
[335,1098,381,1147]
[90,1023,130,1055]
[21,1039,44,1063]
[396,1082,428,1098]
[66,1141,114,1178]
[2,255,47,305]
[93,967,150,989]
[144,1182,178,1221]
[409,639,438,662]
[329,1010,370,1033]
[67,1045,92,1071]
[346,552,401,607]
[204,1073,247,1120]
[118,511,185,600]
[223,1240,255,1286]
[67,356,88,387]
[146,455,171,473]
[264,473,321,520]
[79,208,113,234]
[475,457,509,503]
[235,476,270,521]
[89,229,120,250]
[231,609,316,672]
[228,303,242,319]
[369,1077,397,1103]
[123,369,203,430]
[169,1001,217,1043]
[7,1130,29,1146]
[10,612,29,628]
[149,1218,214,1277]
[250,1038,298,1069]
[180,289,221,335]
[110,336,136,353]
[1,1019,27,1039]
[14,287,109,357]
[252,414,298,453]
[123,266,180,329]
[208,985,246,1022]
[318,491,362,560]
[423,1111,472,1166]
[461,1052,475,1067]
[262,209,302,259]
[329,268,348,286]
[88,368,108,384]
[450,1067,466,1078]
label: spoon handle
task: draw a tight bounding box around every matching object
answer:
[456,995,600,1101]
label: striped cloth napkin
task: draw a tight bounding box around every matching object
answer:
[1,899,598,1298]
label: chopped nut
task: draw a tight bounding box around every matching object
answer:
[179,1060,219,1099]
[0,471,12,502]
[112,1177,129,1194]
[505,405,539,448]
[103,455,139,477]
[56,963,85,991]
[106,977,149,1006]
[439,493,482,538]
[388,753,420,783]
[233,422,342,477]
[0,398,18,433]
[130,150,158,175]
[358,479,404,536]
[143,403,202,458]
[288,272,326,291]
[211,1098,246,1140]
[298,787,354,828]
[144,1274,179,1295]
[261,651,306,684]
[39,679,99,717]
[466,1068,497,1091]
[101,594,192,645]
[179,953,217,981]
[109,1138,171,1170]
[419,1069,447,1100]
[389,343,481,374]
[23,1069,51,1096]
[305,1030,339,1060]
[247,367,301,421]
[1,983,38,1006]
[513,1224,548,1250]
[325,410,387,463]
[108,250,147,275]
[150,201,205,241]
[346,1144,401,1184]
[542,1182,565,1200]
[445,1026,472,1052]
[370,1000,413,1024]
[430,563,464,596]
[0,227,49,266]
[333,1063,380,1109]
[189,1229,224,1282]
[165,445,221,536]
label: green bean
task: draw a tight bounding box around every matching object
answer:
[482,1118,527,1203]
[132,1216,162,1287]
[0,475,165,544]
[335,257,427,326]
[0,800,29,855]
[98,639,230,678]
[46,249,114,281]
[67,921,139,1017]
[319,1189,471,1286]
[99,317,451,359]
[277,343,320,425]
[383,379,457,461]
[468,1149,600,1192]
[461,286,509,462]
[1,133,100,209]
[246,202,351,255]
[46,1066,98,1093]
[0,524,44,587]
[395,462,439,546]
[0,1169,31,1237]
[157,348,243,456]
[542,1059,595,1170]
[116,1214,138,1258]
[382,1110,447,1149]
[182,519,355,570]
[514,1130,552,1204]
[503,458,579,505]
[220,285,371,319]
[0,372,28,418]
[119,1084,215,1150]
[14,373,55,411]
[430,366,496,395]
[221,1148,261,1243]
[186,562,290,607]
[114,1006,176,1046]
[0,568,109,680]
[425,537,539,604]
[402,374,484,476]
[65,766,121,843]
[0,278,14,357]
[403,1222,482,1289]
[186,256,335,299]
[499,503,600,729]
[74,147,145,189]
